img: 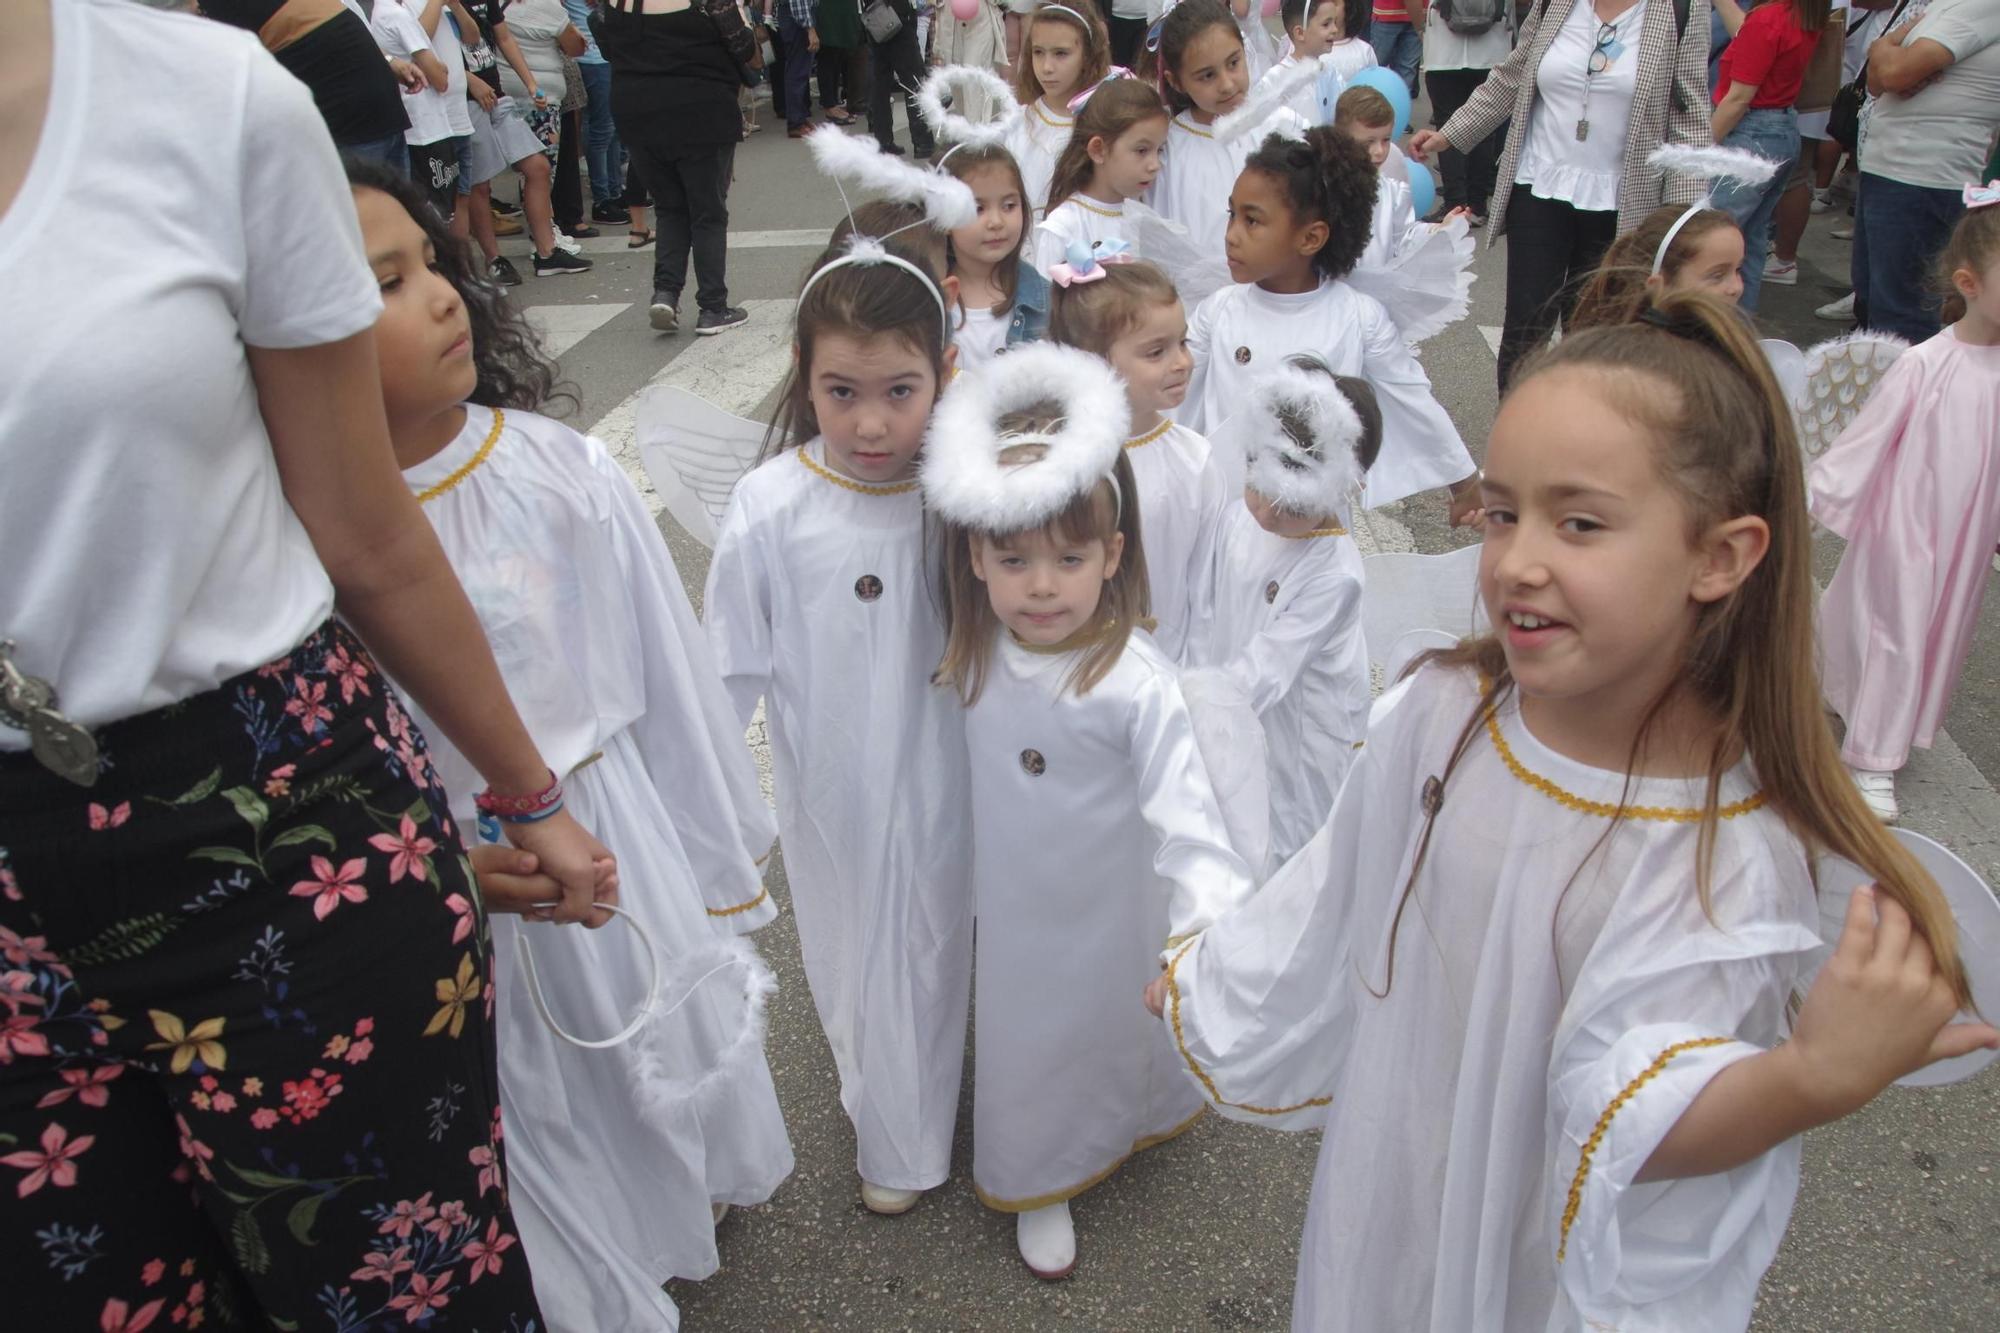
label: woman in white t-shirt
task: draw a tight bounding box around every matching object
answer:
[1410,0,1711,389]
[0,2,616,1324]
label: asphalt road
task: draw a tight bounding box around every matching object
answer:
[492,81,2000,1332]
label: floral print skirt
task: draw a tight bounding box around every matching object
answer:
[0,621,543,1330]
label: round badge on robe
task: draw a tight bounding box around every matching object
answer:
[854,575,884,602]
[1234,346,1252,365]
[1264,580,1280,604]
[1019,749,1046,777]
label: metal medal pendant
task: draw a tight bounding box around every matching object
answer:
[0,639,99,786]
[1575,119,1589,142]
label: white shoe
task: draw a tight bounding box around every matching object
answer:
[1816,292,1856,321]
[1016,1201,1076,1280]
[1850,767,1899,822]
[1763,258,1798,285]
[1830,224,1854,241]
[1810,188,1834,213]
[859,1180,922,1215]
[552,228,582,256]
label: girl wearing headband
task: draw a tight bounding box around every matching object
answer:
[346,159,791,1331]
[1033,78,1172,274]
[1569,201,1747,330]
[926,342,1255,1282]
[937,142,1053,373]
[1005,2,1113,218]
[1814,197,2000,823]
[704,174,976,1219]
[1152,288,1989,1330]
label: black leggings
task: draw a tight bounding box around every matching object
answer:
[628,139,736,310]
[868,23,934,155]
[1425,68,1505,216]
[1497,184,1617,393]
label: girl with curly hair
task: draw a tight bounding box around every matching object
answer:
[1182,127,1482,525]
[344,157,794,1330]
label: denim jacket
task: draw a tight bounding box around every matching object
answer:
[1004,263,1051,347]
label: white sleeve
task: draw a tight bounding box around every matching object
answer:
[1032,212,1073,277]
[1180,290,1220,433]
[1550,851,1822,1329]
[370,7,423,59]
[594,444,780,932]
[1213,565,1361,715]
[701,485,777,732]
[234,46,384,348]
[1355,299,1476,508]
[1126,670,1258,945]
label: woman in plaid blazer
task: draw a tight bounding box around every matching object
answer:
[1411,0,1712,389]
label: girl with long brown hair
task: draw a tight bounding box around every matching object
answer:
[1151,288,1993,1330]
[925,343,1255,1282]
[1569,200,1746,330]
[1003,1,1112,217]
[1031,77,1169,273]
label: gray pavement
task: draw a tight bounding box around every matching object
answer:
[496,92,1999,1331]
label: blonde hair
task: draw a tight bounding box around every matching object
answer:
[934,448,1150,704]
[1015,4,1112,106]
[1333,85,1394,130]
[1377,289,1969,1005]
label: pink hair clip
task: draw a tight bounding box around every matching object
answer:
[1965,180,2000,210]
[1067,66,1134,114]
[1047,238,1133,287]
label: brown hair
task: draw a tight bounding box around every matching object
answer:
[1137,0,1241,117]
[1047,260,1181,357]
[1333,85,1394,130]
[1044,78,1170,214]
[935,142,1031,318]
[935,448,1150,703]
[1789,0,1834,33]
[1372,289,1969,1006]
[1014,3,1112,106]
[1570,203,1741,330]
[1935,202,2000,325]
[765,202,953,456]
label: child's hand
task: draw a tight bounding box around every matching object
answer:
[468,844,564,917]
[1443,206,1473,224]
[1142,973,1170,1018]
[1447,473,1485,529]
[1789,887,2000,1116]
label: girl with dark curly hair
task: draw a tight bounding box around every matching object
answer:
[344,156,795,1329]
[1182,126,1482,526]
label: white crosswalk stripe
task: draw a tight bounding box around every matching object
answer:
[524,302,630,358]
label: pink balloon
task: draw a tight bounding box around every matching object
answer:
[1262,0,1282,14]
[951,0,980,19]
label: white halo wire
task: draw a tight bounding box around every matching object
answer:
[515,902,660,1050]
[1652,196,1714,277]
[1036,3,1095,30]
[797,248,953,339]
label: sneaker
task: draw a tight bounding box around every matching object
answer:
[1815,292,1856,321]
[1830,224,1853,241]
[1809,188,1835,213]
[1849,767,1898,823]
[695,305,750,335]
[533,248,593,277]
[1467,211,1487,228]
[1763,258,1798,285]
[592,202,631,225]
[859,1180,922,1215]
[551,228,582,256]
[1017,1201,1076,1280]
[491,210,524,238]
[491,196,522,217]
[487,256,522,287]
[649,292,680,333]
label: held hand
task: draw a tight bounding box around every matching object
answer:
[389,57,428,94]
[501,809,620,928]
[466,844,563,915]
[1788,888,2000,1117]
[1407,129,1450,162]
[1443,205,1473,223]
[1142,973,1170,1018]
[808,26,821,53]
[467,72,499,111]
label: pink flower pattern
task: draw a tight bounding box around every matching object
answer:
[367,815,438,885]
[2,1121,95,1196]
[287,857,369,921]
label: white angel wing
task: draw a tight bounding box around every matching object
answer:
[1124,199,1232,308]
[1796,330,1912,459]
[1343,214,1476,344]
[635,386,771,549]
[1803,829,2000,1088]
[1359,544,1486,691]
[1760,338,1808,414]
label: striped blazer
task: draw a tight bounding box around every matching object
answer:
[1439,0,1714,242]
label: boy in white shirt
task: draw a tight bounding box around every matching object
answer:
[367,0,471,221]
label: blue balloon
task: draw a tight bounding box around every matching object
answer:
[1347,67,1412,139]
[1403,155,1436,222]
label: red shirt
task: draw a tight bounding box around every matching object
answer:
[1713,1,1823,108]
[1374,0,1419,22]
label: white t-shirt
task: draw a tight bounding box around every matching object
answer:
[0,0,382,743]
[954,304,1011,375]
[1860,0,2000,190]
[401,0,475,136]
[496,0,572,105]
[1515,0,1648,213]
[370,2,458,145]
[1421,7,1514,70]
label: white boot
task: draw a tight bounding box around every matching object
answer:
[859,1179,923,1216]
[1850,767,1899,822]
[1016,1201,1076,1280]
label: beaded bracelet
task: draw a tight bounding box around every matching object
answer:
[474,769,564,822]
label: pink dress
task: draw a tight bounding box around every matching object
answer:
[1810,326,2000,771]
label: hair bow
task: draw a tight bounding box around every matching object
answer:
[1048,238,1132,286]
[1966,180,2000,210]
[1067,66,1134,114]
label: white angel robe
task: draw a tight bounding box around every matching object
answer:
[1185,508,1368,864]
[1150,107,1310,267]
[1257,51,1335,125]
[1031,193,1133,275]
[1165,666,1822,1332]
[704,440,975,1192]
[401,405,794,1332]
[1359,170,1423,269]
[968,630,1256,1210]
[1126,420,1231,662]
[1006,96,1075,220]
[1182,278,1475,508]
[1322,35,1378,84]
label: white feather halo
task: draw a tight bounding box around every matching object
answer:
[1647,143,1786,190]
[808,127,978,230]
[1240,361,1366,519]
[922,343,1131,533]
[917,65,1025,147]
[1216,58,1319,144]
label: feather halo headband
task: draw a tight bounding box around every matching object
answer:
[923,343,1131,534]
[917,65,1025,147]
[1239,361,1366,519]
[809,128,978,231]
[1645,144,1787,277]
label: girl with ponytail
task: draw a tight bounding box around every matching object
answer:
[1152,287,1994,1331]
